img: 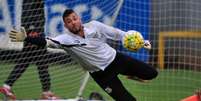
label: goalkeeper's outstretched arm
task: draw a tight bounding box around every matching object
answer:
[9,27,27,42]
[8,27,61,49]
[46,38,60,48]
[88,21,152,51]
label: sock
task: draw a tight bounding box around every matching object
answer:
[3,84,11,90]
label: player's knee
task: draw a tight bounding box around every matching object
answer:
[140,69,158,80]
[147,69,158,80]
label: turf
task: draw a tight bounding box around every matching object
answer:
[83,69,201,101]
[0,63,200,101]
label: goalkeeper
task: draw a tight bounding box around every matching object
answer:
[47,9,158,101]
[0,0,58,100]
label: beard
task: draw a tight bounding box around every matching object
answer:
[69,25,83,34]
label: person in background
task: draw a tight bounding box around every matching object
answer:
[88,92,105,101]
[0,0,59,100]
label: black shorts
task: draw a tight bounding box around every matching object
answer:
[90,52,158,82]
[90,52,158,101]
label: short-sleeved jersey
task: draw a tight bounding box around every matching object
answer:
[53,21,126,72]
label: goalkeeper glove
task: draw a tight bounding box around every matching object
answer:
[143,40,151,50]
[9,27,27,42]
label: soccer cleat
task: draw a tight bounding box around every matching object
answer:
[181,95,200,101]
[0,87,16,100]
[127,76,149,83]
[41,91,60,100]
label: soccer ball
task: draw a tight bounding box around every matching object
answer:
[122,30,144,51]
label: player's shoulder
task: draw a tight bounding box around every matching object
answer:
[89,20,101,24]
[53,34,73,43]
[55,34,70,40]
[84,20,103,27]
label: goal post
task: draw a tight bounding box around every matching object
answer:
[158,31,201,69]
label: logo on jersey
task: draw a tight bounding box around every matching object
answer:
[92,32,99,38]
[74,40,80,43]
[105,86,112,94]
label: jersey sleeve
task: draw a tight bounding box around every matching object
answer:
[53,34,75,45]
[47,34,68,48]
[91,21,126,41]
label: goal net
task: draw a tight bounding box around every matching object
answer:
[0,0,201,101]
[84,0,201,101]
[0,0,122,100]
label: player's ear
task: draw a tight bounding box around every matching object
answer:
[63,17,67,28]
[77,16,82,23]
[64,23,68,29]
[78,15,81,20]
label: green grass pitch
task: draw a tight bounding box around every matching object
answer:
[0,63,200,101]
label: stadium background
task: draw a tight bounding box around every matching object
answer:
[1,0,150,61]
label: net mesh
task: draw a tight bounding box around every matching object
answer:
[0,0,121,100]
[85,0,201,101]
[0,0,201,101]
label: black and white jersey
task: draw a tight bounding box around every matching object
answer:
[52,21,127,72]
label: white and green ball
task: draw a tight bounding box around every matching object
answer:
[122,30,144,51]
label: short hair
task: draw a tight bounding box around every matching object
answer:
[62,9,75,21]
[88,92,104,100]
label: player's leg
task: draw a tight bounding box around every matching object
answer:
[36,53,59,100]
[115,52,158,80]
[36,64,59,100]
[4,63,29,87]
[0,61,29,100]
[22,0,58,99]
[36,64,51,92]
[90,72,136,101]
[21,0,45,34]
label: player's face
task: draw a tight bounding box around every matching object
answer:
[64,12,82,34]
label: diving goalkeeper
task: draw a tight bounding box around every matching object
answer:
[0,0,58,100]
[47,9,158,101]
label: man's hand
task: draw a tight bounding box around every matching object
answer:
[143,40,151,50]
[9,27,27,42]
